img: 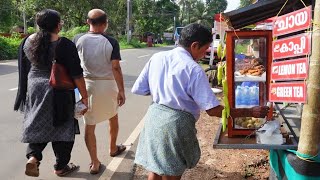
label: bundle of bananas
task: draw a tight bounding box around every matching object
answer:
[216,42,227,61]
[220,64,229,132]
[217,39,228,132]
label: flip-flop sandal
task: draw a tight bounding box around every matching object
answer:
[89,162,101,174]
[56,163,79,177]
[110,145,126,157]
[25,162,40,177]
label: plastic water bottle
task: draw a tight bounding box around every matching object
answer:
[235,86,241,107]
[242,86,250,106]
[254,86,260,105]
[249,86,256,106]
[74,88,80,102]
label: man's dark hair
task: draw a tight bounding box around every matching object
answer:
[88,14,108,26]
[179,23,212,48]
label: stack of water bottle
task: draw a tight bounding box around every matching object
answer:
[235,84,259,108]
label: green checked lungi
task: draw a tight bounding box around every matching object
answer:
[135,103,201,176]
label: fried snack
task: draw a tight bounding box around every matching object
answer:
[247,69,259,74]
[251,58,263,66]
[251,117,260,123]
[235,118,243,125]
[247,123,254,129]
[254,122,261,128]
[239,69,248,75]
[253,65,264,70]
[251,71,262,76]
[241,121,248,128]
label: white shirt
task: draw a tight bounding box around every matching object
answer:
[132,47,220,120]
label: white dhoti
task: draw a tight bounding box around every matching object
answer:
[83,78,118,125]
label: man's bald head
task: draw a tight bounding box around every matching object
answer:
[88,9,105,19]
[87,9,108,26]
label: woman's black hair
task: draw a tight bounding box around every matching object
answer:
[88,14,108,26]
[179,23,212,48]
[29,9,61,65]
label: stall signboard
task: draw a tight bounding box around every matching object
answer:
[273,6,312,37]
[273,33,311,60]
[269,82,306,103]
[271,58,308,81]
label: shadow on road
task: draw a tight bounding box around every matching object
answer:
[0,64,17,76]
[60,164,107,179]
[123,149,135,160]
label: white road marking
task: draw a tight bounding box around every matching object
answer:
[99,117,145,179]
[137,54,150,58]
[9,87,18,91]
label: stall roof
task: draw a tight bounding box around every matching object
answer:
[222,0,314,29]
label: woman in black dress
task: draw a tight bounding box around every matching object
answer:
[14,9,88,177]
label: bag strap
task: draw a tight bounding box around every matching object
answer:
[53,38,62,63]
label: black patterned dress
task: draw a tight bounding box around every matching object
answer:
[21,35,82,143]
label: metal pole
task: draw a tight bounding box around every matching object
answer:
[126,0,130,43]
[173,16,176,33]
[22,0,27,34]
[188,1,190,24]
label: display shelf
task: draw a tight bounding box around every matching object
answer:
[226,30,273,137]
[213,124,298,150]
[234,72,267,82]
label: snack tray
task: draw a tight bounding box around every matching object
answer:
[234,72,266,82]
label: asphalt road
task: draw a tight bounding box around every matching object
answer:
[0,46,174,180]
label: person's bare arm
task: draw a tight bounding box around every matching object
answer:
[112,60,125,106]
[206,105,269,118]
[206,105,224,117]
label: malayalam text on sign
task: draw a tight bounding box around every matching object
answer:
[273,6,312,37]
[273,33,311,60]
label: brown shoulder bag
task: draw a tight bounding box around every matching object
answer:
[49,39,76,90]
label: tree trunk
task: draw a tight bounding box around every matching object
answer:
[297,0,320,156]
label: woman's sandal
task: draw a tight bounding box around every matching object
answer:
[55,163,79,177]
[25,162,40,177]
[110,144,126,157]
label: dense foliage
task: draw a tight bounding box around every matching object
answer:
[0,36,21,60]
[239,0,255,8]
[0,0,228,59]
[2,0,227,34]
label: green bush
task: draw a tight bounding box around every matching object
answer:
[0,36,22,60]
[60,26,89,40]
[27,27,36,34]
[118,36,146,49]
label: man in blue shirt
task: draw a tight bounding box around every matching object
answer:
[132,23,269,180]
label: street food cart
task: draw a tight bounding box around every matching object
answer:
[213,2,312,150]
[225,30,272,137]
[213,1,320,179]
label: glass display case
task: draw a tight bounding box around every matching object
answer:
[225,30,272,137]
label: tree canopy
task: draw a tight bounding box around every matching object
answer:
[239,0,255,8]
[1,0,228,36]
